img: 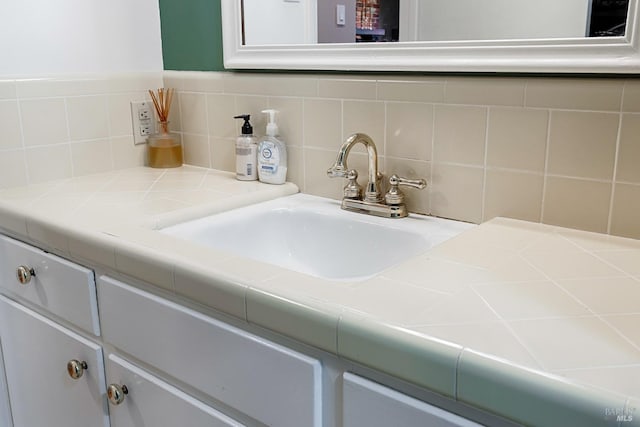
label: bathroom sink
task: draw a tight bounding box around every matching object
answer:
[160,194,474,281]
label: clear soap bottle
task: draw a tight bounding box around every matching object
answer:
[233,114,258,181]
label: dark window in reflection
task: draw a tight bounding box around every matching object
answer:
[356,0,399,42]
[589,0,629,37]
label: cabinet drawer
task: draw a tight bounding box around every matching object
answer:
[0,235,99,335]
[106,354,244,427]
[343,373,482,427]
[0,295,108,427]
[98,276,322,427]
[0,338,12,427]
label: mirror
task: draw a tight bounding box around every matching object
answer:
[241,0,629,45]
[221,0,640,73]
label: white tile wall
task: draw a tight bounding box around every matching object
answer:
[2,71,640,241]
[163,71,640,240]
[0,73,162,187]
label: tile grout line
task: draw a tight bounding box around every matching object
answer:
[429,104,436,215]
[554,232,637,278]
[466,285,548,370]
[63,98,75,178]
[408,312,640,328]
[519,252,640,355]
[382,100,388,174]
[15,93,31,186]
[301,97,307,192]
[103,95,116,172]
[203,90,213,169]
[597,315,640,355]
[69,172,121,214]
[606,89,626,234]
[453,349,463,401]
[480,106,490,222]
[539,109,553,224]
[142,170,167,200]
[553,362,640,373]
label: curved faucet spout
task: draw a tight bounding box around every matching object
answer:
[327,133,382,202]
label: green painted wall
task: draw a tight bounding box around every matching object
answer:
[158,0,225,71]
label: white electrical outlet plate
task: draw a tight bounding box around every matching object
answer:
[131,101,155,145]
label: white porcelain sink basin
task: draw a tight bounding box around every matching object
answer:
[161,194,474,281]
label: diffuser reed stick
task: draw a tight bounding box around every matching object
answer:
[148,88,174,133]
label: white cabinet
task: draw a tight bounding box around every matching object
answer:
[106,354,244,427]
[98,276,323,427]
[0,291,247,427]
[0,235,100,336]
[343,373,483,427]
[0,234,322,427]
[0,294,109,427]
[0,231,494,427]
[0,338,12,427]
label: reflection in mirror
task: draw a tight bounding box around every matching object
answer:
[241,0,629,46]
[223,0,640,73]
[590,0,629,36]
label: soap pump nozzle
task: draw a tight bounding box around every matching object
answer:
[233,114,253,135]
[261,109,279,137]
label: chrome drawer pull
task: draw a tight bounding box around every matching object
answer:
[67,360,88,379]
[107,384,129,405]
[16,265,35,285]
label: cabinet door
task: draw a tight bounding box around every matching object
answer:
[98,276,322,427]
[0,235,100,335]
[106,354,244,427]
[343,373,483,427]
[0,338,12,427]
[0,295,108,427]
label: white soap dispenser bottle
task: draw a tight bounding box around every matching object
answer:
[257,109,287,185]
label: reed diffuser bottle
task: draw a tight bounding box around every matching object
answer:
[147,88,182,168]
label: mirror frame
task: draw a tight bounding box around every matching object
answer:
[221,0,640,73]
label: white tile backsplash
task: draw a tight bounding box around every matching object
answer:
[160,70,640,240]
[0,100,22,149]
[66,95,110,141]
[0,72,162,189]
[2,70,640,241]
[70,139,114,176]
[20,98,68,147]
[0,150,28,188]
[25,144,73,184]
[0,80,17,99]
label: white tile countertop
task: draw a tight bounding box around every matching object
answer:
[0,165,638,426]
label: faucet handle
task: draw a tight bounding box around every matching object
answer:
[391,175,427,189]
[343,169,363,200]
[384,174,427,205]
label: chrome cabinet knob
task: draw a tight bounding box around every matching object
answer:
[107,384,129,405]
[67,360,88,380]
[16,265,35,285]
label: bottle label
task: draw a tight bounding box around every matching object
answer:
[236,144,257,180]
[259,141,279,176]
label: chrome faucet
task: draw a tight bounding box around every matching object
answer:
[327,133,383,203]
[327,133,427,218]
